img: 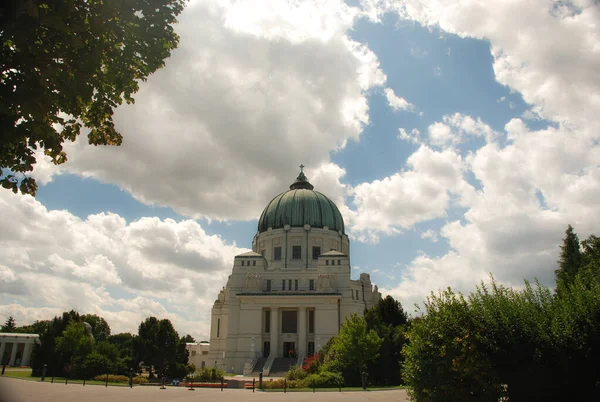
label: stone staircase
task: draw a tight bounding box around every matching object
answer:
[268,358,297,377]
[250,357,267,376]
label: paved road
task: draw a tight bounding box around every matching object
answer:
[0,377,410,402]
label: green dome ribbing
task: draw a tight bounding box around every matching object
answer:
[257,167,345,234]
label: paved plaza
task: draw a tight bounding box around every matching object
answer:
[0,378,410,402]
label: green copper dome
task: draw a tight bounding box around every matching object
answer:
[258,167,345,234]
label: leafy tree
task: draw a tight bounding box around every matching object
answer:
[81,314,111,342]
[135,317,187,378]
[555,224,582,287]
[14,320,49,334]
[31,310,81,376]
[1,316,16,332]
[182,334,195,343]
[108,332,138,374]
[55,321,94,376]
[364,295,408,327]
[403,271,600,402]
[327,314,382,386]
[364,296,409,385]
[0,0,186,195]
[82,351,112,379]
[403,287,503,402]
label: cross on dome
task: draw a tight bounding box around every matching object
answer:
[290,164,314,190]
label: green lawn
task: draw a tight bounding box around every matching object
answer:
[2,369,132,386]
[261,385,408,392]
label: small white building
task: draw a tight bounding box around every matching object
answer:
[208,167,381,375]
[0,333,39,367]
[186,341,210,370]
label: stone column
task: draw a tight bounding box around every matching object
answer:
[0,342,6,364]
[21,342,33,366]
[9,343,18,366]
[298,307,307,357]
[269,307,279,358]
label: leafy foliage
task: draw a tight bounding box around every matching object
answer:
[182,334,195,343]
[402,287,505,402]
[403,272,600,402]
[301,353,321,374]
[1,316,16,332]
[0,0,186,194]
[81,314,111,342]
[92,374,148,384]
[285,364,308,381]
[364,296,409,385]
[31,310,82,376]
[14,320,50,335]
[82,352,113,378]
[135,316,188,378]
[555,224,582,287]
[304,371,344,388]
[265,371,343,389]
[326,314,382,386]
[56,321,94,365]
[192,366,225,381]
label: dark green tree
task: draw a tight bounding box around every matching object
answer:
[364,295,408,327]
[30,310,81,376]
[0,0,186,195]
[581,235,600,268]
[555,224,582,287]
[81,314,111,342]
[108,332,138,374]
[135,317,187,378]
[55,321,94,377]
[1,316,16,332]
[403,269,600,402]
[182,334,195,343]
[364,296,409,385]
[14,320,49,334]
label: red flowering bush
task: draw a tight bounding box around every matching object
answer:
[302,353,321,374]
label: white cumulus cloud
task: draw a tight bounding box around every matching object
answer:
[0,191,247,338]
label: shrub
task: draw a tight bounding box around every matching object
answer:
[261,378,303,389]
[403,275,600,402]
[193,366,225,381]
[262,379,285,389]
[302,353,321,374]
[92,374,148,384]
[303,371,344,388]
[93,374,129,383]
[132,376,149,384]
[285,364,308,381]
[82,352,112,378]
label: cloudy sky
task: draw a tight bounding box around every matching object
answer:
[2,0,599,340]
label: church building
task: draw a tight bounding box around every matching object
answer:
[208,167,381,375]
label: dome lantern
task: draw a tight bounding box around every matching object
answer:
[257,165,344,234]
[290,164,314,190]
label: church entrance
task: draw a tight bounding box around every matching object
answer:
[263,341,270,357]
[308,342,315,356]
[283,342,296,358]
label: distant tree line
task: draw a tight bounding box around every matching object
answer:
[2,312,192,380]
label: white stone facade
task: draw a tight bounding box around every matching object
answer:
[186,342,211,370]
[208,217,381,374]
[0,333,39,367]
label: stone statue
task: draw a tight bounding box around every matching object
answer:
[83,322,94,340]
